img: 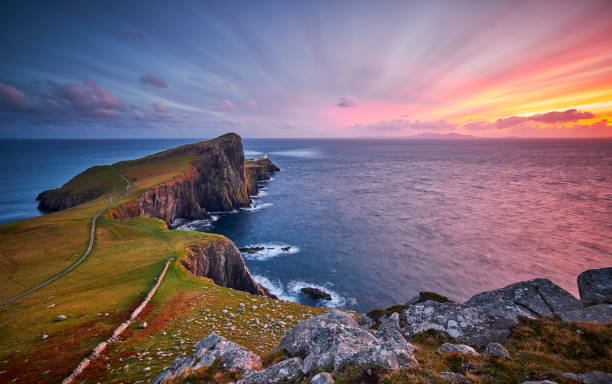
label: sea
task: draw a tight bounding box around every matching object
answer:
[1,138,611,312]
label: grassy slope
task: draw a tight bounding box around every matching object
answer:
[0,137,324,384]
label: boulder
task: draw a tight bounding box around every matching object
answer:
[558,304,612,323]
[401,299,531,347]
[301,287,332,300]
[439,372,473,383]
[437,343,478,356]
[560,371,612,384]
[138,321,148,329]
[276,309,417,375]
[577,268,612,305]
[311,372,334,384]
[484,343,510,360]
[55,314,67,322]
[237,357,302,384]
[402,278,584,347]
[151,333,261,384]
[466,279,581,318]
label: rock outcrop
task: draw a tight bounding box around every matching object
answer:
[182,237,275,298]
[152,333,261,384]
[437,343,479,356]
[111,134,264,225]
[400,277,610,347]
[277,309,417,375]
[245,157,280,196]
[577,267,612,305]
[237,357,303,384]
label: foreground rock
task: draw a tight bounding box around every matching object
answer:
[401,278,595,347]
[151,333,261,384]
[577,267,612,305]
[301,287,332,300]
[236,357,302,384]
[437,343,478,356]
[277,309,417,374]
[311,372,334,384]
[560,371,612,384]
[484,343,510,360]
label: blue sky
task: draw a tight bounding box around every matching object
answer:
[1,0,611,138]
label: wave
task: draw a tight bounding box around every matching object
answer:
[250,190,267,198]
[241,202,273,211]
[175,215,220,231]
[270,148,323,159]
[251,275,355,308]
[239,243,299,261]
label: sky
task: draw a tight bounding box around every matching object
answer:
[0,0,611,138]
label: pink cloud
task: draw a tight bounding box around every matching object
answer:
[0,82,28,111]
[153,102,168,114]
[213,99,235,112]
[139,74,168,88]
[495,109,595,128]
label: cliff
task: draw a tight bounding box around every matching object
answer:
[36,165,124,212]
[38,133,279,225]
[182,237,275,298]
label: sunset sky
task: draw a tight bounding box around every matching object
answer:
[1,0,611,138]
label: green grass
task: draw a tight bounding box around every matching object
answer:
[0,134,323,384]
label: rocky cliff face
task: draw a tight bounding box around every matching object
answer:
[182,237,274,297]
[110,133,257,225]
[245,158,280,196]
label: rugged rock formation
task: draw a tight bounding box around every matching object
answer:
[38,134,279,224]
[152,333,261,384]
[577,267,612,305]
[399,277,610,348]
[182,237,275,298]
[111,134,262,225]
[237,357,303,384]
[437,343,479,356]
[277,309,417,375]
[245,157,280,196]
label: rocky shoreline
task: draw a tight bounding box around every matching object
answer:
[152,267,611,384]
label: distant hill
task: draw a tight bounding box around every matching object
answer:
[405,132,479,140]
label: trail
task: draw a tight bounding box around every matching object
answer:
[61,258,172,384]
[0,166,131,306]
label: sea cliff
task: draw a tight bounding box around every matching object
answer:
[35,133,279,299]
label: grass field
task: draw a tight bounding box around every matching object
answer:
[0,136,324,383]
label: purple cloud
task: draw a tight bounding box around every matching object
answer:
[337,95,358,108]
[43,79,124,117]
[213,99,235,112]
[139,74,168,88]
[495,109,595,128]
[153,102,168,114]
[0,82,28,111]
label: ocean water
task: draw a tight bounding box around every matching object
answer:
[2,138,611,312]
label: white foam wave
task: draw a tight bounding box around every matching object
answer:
[239,243,299,261]
[250,190,267,198]
[241,202,273,211]
[250,275,354,308]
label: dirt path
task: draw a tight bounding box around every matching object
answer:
[0,167,131,306]
[61,258,172,384]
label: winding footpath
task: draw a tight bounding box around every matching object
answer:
[62,258,173,384]
[0,166,131,306]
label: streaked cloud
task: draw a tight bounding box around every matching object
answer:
[139,74,168,88]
